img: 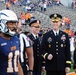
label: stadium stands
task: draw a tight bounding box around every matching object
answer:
[0,1,76,31]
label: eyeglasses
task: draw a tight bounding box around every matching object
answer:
[52,21,59,23]
[31,26,40,28]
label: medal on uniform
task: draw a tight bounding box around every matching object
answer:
[61,44,63,47]
[61,35,66,41]
[64,44,66,47]
[49,44,51,48]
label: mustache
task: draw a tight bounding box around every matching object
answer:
[11,28,17,31]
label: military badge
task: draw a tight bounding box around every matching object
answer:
[61,35,66,41]
[54,14,57,17]
[47,37,52,43]
[37,20,39,24]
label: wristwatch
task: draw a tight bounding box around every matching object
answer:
[28,70,33,75]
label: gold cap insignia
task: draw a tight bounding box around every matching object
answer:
[37,20,39,24]
[54,14,57,17]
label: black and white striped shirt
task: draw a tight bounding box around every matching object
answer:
[19,33,32,63]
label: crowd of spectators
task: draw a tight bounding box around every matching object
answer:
[71,0,76,9]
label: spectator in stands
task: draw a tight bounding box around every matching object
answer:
[56,0,61,6]
[43,1,47,12]
[64,28,71,35]
[27,0,31,5]
[20,12,25,25]
[30,2,35,11]
[63,17,71,29]
[6,1,11,9]
[25,12,31,24]
[39,1,43,12]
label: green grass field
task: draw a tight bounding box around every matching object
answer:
[70,64,74,72]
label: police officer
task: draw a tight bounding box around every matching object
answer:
[28,20,45,75]
[41,13,71,75]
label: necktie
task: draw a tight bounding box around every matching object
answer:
[36,36,37,39]
[56,33,57,36]
[55,32,58,40]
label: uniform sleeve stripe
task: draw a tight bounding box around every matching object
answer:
[43,53,48,59]
[66,61,71,64]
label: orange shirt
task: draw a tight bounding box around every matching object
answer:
[64,29,70,34]
[25,13,31,20]
[6,2,11,8]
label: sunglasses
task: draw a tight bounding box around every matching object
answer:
[32,26,40,28]
[52,21,59,23]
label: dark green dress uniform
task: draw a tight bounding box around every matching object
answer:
[28,34,43,74]
[41,30,71,75]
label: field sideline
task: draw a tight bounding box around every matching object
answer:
[67,72,76,75]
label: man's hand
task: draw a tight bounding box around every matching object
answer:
[42,66,46,75]
[74,69,76,73]
[47,54,53,60]
[65,67,70,73]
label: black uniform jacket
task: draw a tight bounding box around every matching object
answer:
[73,49,76,69]
[28,34,43,72]
[41,30,71,71]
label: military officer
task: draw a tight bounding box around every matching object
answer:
[28,20,45,75]
[41,13,71,75]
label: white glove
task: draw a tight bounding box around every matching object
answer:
[65,67,70,73]
[47,54,53,60]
